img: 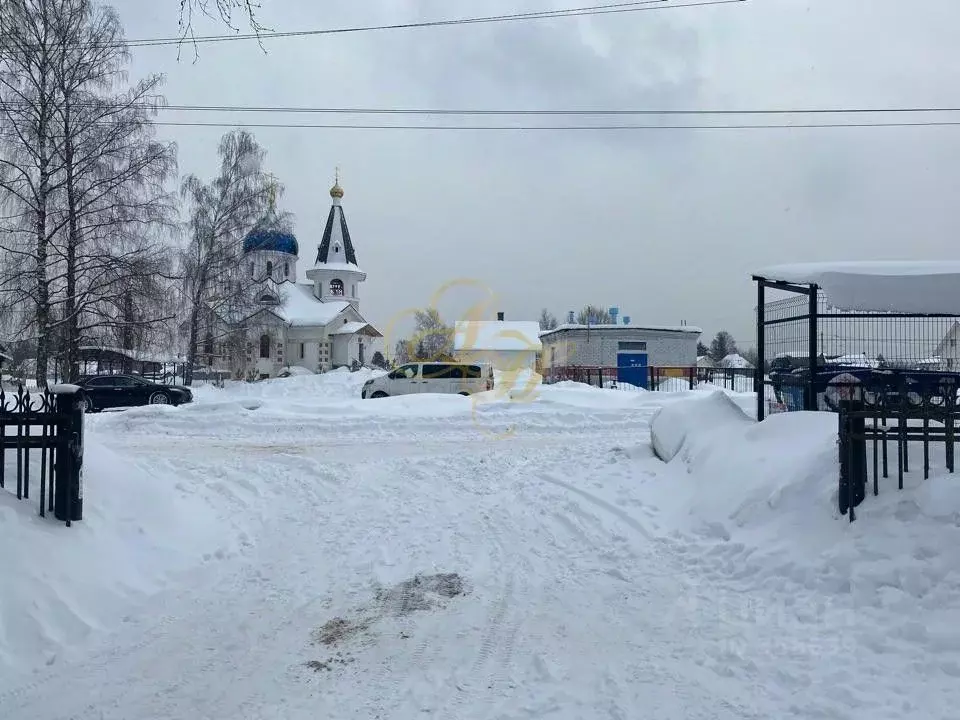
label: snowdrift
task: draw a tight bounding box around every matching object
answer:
[649,390,753,462]
[0,439,240,676]
[646,398,960,692]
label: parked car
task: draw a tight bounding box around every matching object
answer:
[76,374,193,412]
[362,362,493,399]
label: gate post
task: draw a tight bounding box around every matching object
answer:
[838,398,866,521]
[52,385,85,526]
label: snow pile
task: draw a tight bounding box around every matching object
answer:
[191,366,386,404]
[649,390,752,462]
[655,376,692,393]
[0,439,240,675]
[277,365,315,377]
[645,401,960,709]
[719,353,752,369]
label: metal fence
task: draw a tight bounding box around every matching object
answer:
[0,386,85,526]
[836,373,958,522]
[755,276,960,420]
[543,365,757,392]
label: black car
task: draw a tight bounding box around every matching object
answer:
[77,374,193,412]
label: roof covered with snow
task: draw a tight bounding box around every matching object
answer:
[273,284,350,327]
[330,321,382,337]
[540,323,702,336]
[754,261,960,315]
[454,321,543,352]
[719,353,753,369]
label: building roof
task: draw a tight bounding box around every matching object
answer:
[454,321,543,352]
[540,323,702,337]
[273,283,350,327]
[315,188,359,268]
[243,228,299,256]
[331,321,383,337]
[753,261,960,315]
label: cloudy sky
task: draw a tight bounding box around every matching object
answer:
[113,0,960,347]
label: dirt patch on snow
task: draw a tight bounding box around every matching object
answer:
[313,616,373,647]
[374,572,465,616]
[305,572,467,674]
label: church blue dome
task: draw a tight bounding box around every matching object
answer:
[242,228,299,256]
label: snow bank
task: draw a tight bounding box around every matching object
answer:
[0,439,240,675]
[648,405,960,689]
[650,390,753,462]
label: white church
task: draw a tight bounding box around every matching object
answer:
[198,177,384,379]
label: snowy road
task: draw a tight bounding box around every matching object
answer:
[3,376,951,719]
[1,386,767,719]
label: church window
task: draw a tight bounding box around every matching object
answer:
[259,334,271,358]
[299,343,305,359]
[334,243,341,254]
[284,262,290,278]
[266,260,273,277]
[249,262,254,277]
[330,279,344,296]
[351,284,356,296]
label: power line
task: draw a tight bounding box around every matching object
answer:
[113,0,747,48]
[143,119,960,130]
[6,101,960,117]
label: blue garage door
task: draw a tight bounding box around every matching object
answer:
[617,352,648,389]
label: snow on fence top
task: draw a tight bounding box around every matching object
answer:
[754,261,960,315]
[541,323,703,335]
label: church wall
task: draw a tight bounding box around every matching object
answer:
[246,249,297,284]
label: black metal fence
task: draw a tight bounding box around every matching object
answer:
[836,373,958,522]
[0,386,85,526]
[649,366,756,393]
[755,276,960,420]
[543,365,757,392]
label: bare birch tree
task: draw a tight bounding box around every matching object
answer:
[49,1,177,380]
[179,129,276,385]
[179,0,267,36]
[0,0,66,387]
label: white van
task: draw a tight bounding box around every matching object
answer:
[362,362,493,399]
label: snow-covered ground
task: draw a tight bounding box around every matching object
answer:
[1,369,958,719]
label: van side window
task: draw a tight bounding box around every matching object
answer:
[423,364,462,379]
[463,365,482,379]
[389,364,418,379]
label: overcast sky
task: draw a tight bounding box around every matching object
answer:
[113,0,960,347]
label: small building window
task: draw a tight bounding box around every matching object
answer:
[330,278,344,296]
[618,341,647,351]
[259,334,271,358]
[266,260,273,277]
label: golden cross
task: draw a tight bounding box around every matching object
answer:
[335,166,341,185]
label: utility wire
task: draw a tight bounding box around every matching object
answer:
[4,101,960,116]
[142,119,960,130]
[105,0,747,49]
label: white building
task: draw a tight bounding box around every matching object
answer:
[539,323,701,387]
[195,178,383,379]
[453,317,542,373]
